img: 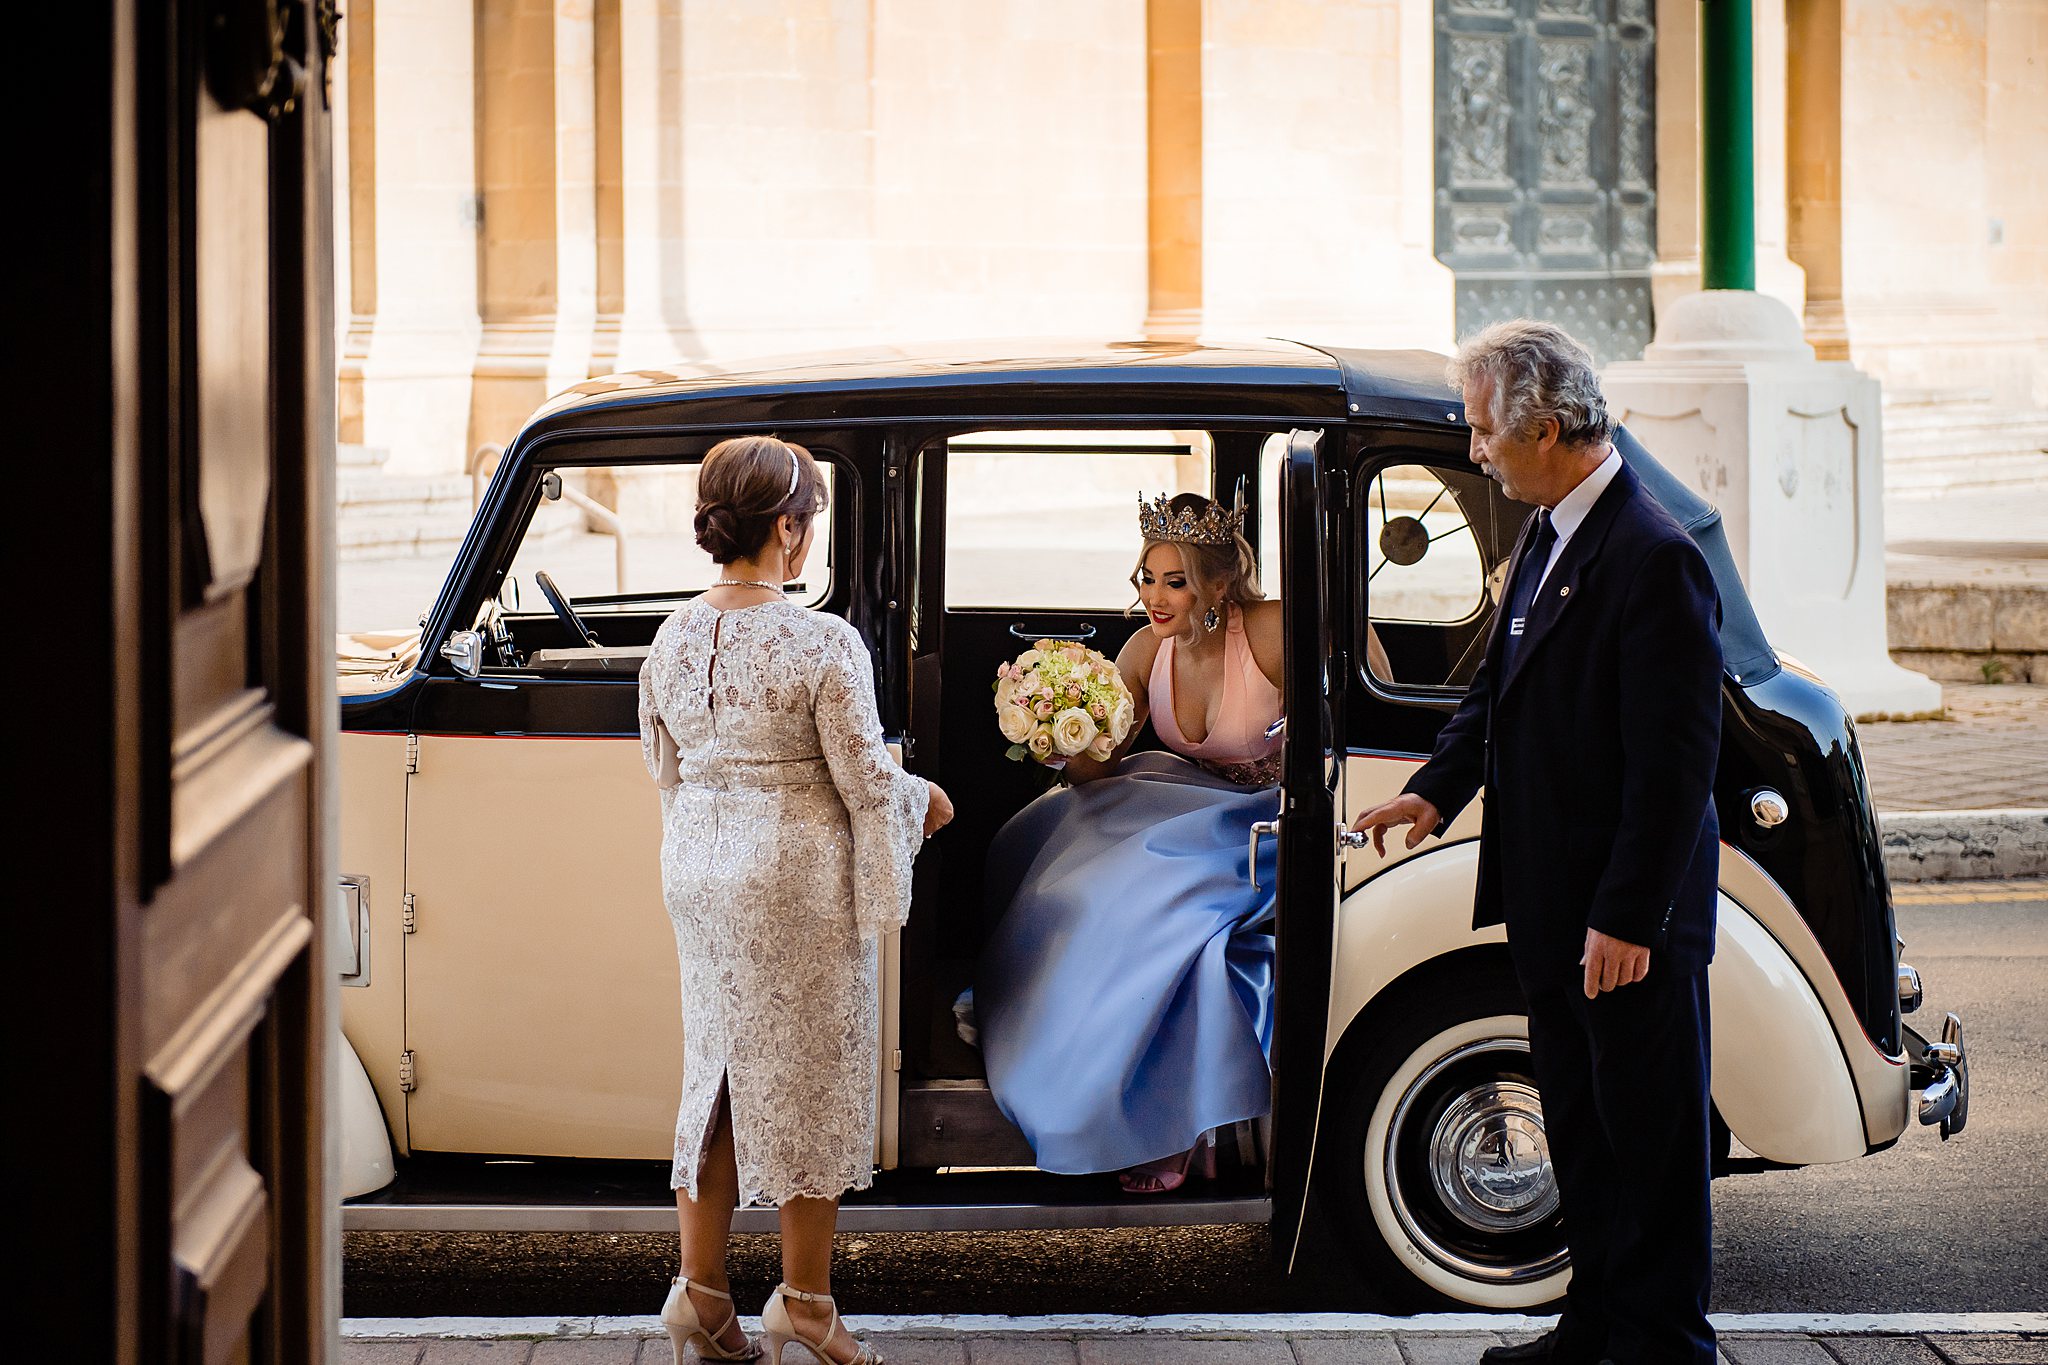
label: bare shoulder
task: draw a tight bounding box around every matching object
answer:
[1115,624,1161,698]
[1242,599,1285,686]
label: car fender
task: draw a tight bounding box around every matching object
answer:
[1707,896,1866,1164]
[1327,841,1866,1166]
[339,1031,397,1199]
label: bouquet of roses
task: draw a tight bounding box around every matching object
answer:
[994,639,1135,768]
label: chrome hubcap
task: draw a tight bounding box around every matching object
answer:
[1429,1082,1558,1232]
[1379,1035,1570,1285]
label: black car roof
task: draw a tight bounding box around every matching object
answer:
[527,338,1367,430]
[513,337,1775,683]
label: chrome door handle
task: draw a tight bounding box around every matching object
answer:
[1248,819,1280,890]
[1338,829,1369,850]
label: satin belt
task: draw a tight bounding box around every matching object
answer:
[677,756,832,791]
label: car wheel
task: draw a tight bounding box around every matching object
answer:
[1323,968,1572,1308]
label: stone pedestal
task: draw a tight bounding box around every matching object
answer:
[1604,290,1941,719]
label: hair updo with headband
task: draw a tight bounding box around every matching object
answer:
[693,435,827,564]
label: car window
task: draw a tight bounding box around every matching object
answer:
[501,461,836,615]
[1359,460,1528,690]
[943,431,1213,610]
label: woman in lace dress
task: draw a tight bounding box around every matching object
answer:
[638,437,952,1365]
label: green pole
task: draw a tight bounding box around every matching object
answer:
[1700,0,1756,291]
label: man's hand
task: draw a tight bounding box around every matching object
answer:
[1581,928,1650,999]
[1349,793,1442,856]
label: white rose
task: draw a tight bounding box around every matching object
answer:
[1109,697,1136,743]
[1026,726,1056,761]
[994,676,1020,708]
[1087,734,1116,762]
[1051,707,1099,756]
[997,703,1036,744]
[1016,649,1045,669]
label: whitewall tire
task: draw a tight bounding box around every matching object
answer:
[1324,966,1572,1308]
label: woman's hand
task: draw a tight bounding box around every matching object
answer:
[923,780,955,838]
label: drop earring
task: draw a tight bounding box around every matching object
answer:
[1203,605,1221,632]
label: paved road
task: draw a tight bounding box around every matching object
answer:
[342,891,2048,1319]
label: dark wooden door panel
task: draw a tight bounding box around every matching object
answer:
[78,3,343,1362]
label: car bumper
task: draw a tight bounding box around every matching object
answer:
[1905,1010,1970,1140]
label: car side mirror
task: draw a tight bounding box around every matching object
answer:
[541,470,563,501]
[440,629,484,678]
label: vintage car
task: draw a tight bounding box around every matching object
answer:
[335,339,1968,1307]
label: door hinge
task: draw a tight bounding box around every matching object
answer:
[398,1050,416,1093]
[402,891,417,934]
[405,734,420,772]
[891,1048,903,1072]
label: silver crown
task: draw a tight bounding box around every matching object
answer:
[1137,492,1245,546]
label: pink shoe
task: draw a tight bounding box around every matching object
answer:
[1118,1137,1219,1195]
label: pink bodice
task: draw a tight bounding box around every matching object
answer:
[1147,607,1283,782]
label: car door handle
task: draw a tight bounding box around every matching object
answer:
[1248,819,1280,890]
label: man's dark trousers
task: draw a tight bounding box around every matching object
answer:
[1402,460,1722,1365]
[1524,965,1712,1365]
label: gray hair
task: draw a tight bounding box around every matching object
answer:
[1447,319,1614,448]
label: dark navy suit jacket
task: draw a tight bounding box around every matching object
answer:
[1403,461,1724,982]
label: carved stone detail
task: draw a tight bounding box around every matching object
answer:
[1617,0,1652,25]
[1541,0,1596,16]
[1536,40,1595,188]
[1453,210,1515,252]
[1618,41,1651,189]
[1539,209,1600,256]
[1449,36,1513,186]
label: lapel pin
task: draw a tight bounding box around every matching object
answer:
[1559,585,1571,597]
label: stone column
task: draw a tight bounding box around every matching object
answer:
[359,0,481,477]
[1793,0,2033,405]
[1198,0,1453,347]
[1653,0,1806,324]
[1145,0,1203,339]
[870,0,1146,341]
[1608,0,1939,718]
[611,0,692,369]
[470,0,601,456]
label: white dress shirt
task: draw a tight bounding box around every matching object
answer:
[1535,445,1622,592]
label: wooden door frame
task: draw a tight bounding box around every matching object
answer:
[20,4,339,1360]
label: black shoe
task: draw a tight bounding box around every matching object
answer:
[1482,1330,1599,1365]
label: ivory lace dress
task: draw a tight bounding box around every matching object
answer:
[638,600,927,1205]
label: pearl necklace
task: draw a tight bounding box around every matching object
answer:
[711,579,784,592]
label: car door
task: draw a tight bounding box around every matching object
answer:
[1271,428,1346,1268]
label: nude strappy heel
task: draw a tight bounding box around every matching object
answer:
[660,1276,760,1362]
[761,1282,882,1365]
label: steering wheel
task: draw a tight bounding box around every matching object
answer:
[533,570,600,649]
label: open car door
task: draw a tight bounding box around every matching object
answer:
[1272,428,1345,1269]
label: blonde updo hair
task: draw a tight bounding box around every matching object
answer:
[693,435,827,564]
[1131,493,1265,642]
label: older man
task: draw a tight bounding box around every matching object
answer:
[1353,321,1722,1365]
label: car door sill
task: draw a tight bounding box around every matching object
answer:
[342,1194,1273,1233]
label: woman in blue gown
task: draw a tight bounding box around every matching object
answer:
[977,493,1288,1192]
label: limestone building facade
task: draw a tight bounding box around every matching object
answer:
[331,0,2046,552]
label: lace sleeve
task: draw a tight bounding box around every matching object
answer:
[814,619,929,938]
[639,636,679,789]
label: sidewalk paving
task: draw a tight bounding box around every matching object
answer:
[339,1320,2048,1365]
[1858,684,2048,814]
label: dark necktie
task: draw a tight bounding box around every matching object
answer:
[1502,510,1556,671]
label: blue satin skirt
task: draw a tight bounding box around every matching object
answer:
[976,751,1280,1174]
